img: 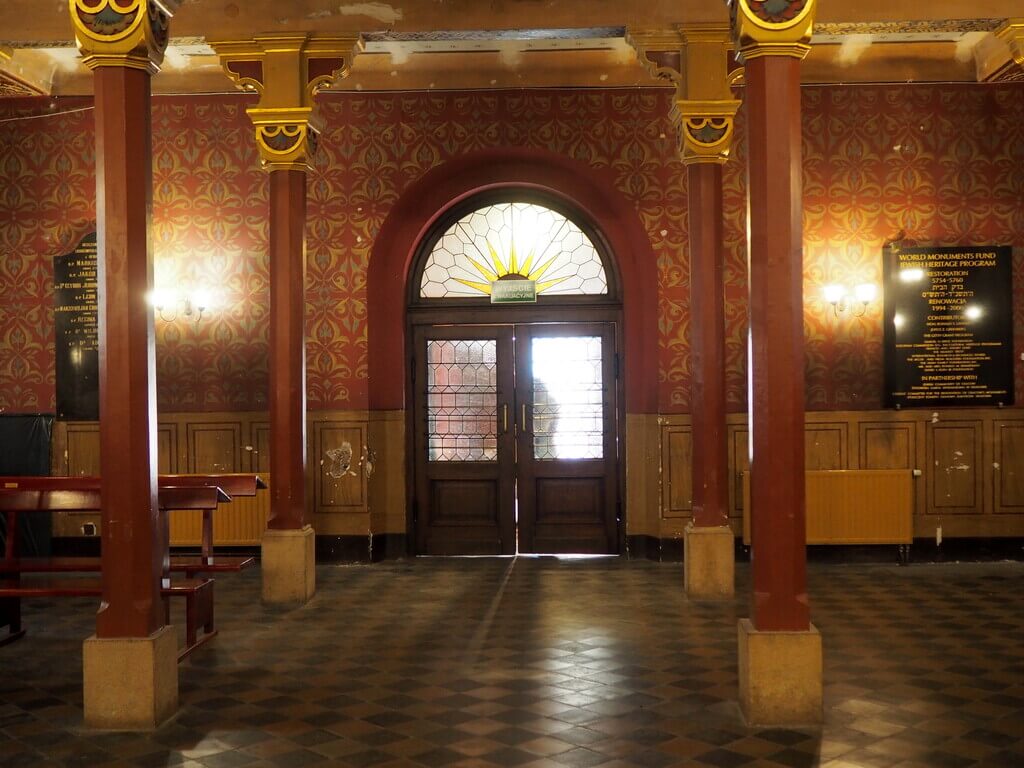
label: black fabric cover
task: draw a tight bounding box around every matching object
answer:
[0,414,54,556]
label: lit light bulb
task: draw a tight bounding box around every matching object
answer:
[147,287,176,310]
[854,283,877,304]
[964,305,983,321]
[823,284,846,305]
[191,288,213,312]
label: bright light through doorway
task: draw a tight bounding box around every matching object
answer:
[531,336,604,460]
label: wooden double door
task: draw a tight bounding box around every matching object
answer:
[413,322,619,555]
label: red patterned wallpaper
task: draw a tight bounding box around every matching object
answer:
[0,84,1021,414]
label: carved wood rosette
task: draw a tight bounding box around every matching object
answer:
[68,0,178,73]
[626,25,740,165]
[726,0,816,62]
[210,35,361,172]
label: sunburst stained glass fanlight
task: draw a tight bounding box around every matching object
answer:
[419,202,608,299]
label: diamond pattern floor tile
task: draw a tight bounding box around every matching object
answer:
[1,558,1022,767]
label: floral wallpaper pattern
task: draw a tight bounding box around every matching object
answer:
[0,84,1021,414]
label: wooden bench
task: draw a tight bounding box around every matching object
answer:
[0,554,255,578]
[0,486,230,654]
[1,473,265,564]
[0,577,215,660]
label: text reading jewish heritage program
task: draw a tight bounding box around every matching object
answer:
[884,245,1013,408]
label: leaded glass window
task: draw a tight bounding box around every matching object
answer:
[419,202,609,299]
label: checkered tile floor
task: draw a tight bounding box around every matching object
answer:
[1,558,1022,767]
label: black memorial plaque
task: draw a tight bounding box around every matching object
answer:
[884,245,1014,408]
[54,232,99,420]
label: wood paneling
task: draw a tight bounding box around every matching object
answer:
[805,423,846,470]
[661,426,692,518]
[66,423,100,476]
[186,421,243,474]
[251,422,270,473]
[927,420,983,514]
[313,422,366,511]
[859,422,914,469]
[157,423,177,474]
[49,406,1024,544]
[729,426,749,516]
[994,419,1024,514]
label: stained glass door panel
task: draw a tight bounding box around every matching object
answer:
[516,324,618,554]
[413,327,516,555]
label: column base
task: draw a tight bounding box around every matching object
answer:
[83,625,178,730]
[684,522,735,599]
[262,525,316,605]
[737,618,822,726]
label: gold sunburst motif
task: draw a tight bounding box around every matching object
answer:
[454,238,568,296]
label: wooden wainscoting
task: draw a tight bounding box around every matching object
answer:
[659,408,1024,540]
[50,411,376,539]
[741,470,914,545]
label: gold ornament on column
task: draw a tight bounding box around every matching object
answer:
[676,105,738,165]
[626,24,740,165]
[211,34,361,171]
[69,0,179,73]
[727,0,816,61]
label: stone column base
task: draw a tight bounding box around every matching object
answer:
[83,625,178,730]
[684,522,735,599]
[738,618,822,726]
[262,525,316,605]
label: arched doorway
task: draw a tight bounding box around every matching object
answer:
[408,192,622,555]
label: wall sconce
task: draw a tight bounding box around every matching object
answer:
[148,287,213,323]
[823,282,877,317]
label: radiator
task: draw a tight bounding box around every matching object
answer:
[169,476,270,548]
[742,469,914,545]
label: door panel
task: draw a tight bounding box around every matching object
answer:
[516,324,618,554]
[414,327,515,554]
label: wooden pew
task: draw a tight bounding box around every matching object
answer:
[0,486,225,658]
[0,474,261,572]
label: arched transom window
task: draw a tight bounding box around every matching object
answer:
[418,202,609,299]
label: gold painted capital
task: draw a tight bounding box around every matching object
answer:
[210,34,362,171]
[68,0,179,74]
[727,0,816,62]
[676,99,741,165]
[628,25,739,164]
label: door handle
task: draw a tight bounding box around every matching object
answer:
[500,403,509,434]
[521,403,529,433]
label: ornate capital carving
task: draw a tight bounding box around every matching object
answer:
[627,25,740,164]
[727,0,816,62]
[210,34,361,172]
[676,100,741,165]
[68,0,179,73]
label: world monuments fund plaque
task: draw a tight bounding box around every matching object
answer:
[54,232,99,420]
[884,245,1014,408]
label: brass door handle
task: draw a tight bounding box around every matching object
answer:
[500,403,509,434]
[521,403,528,433]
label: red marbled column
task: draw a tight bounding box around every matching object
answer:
[688,161,729,528]
[267,169,308,530]
[744,54,810,632]
[94,65,164,638]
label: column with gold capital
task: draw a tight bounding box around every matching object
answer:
[728,0,822,726]
[68,0,179,729]
[627,25,740,599]
[211,35,360,605]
